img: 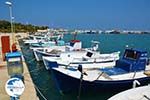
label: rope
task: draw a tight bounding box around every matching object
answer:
[23,66,50,98]
[23,55,36,63]
[143,95,150,100]
[77,73,83,100]
[23,66,43,75]
[132,71,136,79]
[20,47,49,100]
[96,72,104,80]
[23,65,48,100]
[34,84,48,100]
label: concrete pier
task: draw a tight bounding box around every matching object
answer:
[0,33,38,100]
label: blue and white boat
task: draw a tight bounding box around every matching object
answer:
[51,48,150,94]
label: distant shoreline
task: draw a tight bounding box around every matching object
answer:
[0,20,150,35]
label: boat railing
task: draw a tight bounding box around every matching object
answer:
[132,71,137,79]
[72,54,119,62]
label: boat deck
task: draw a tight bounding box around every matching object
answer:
[54,65,150,82]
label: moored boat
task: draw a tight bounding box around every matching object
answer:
[23,35,47,44]
[42,40,120,70]
[33,46,66,61]
[33,39,82,61]
[51,48,150,94]
[43,50,120,70]
[108,85,150,100]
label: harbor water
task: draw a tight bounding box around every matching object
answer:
[20,34,150,100]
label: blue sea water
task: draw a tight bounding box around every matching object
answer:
[20,34,150,100]
[63,34,150,55]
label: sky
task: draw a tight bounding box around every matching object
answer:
[0,0,150,30]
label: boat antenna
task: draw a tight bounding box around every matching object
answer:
[91,40,99,51]
[73,32,77,40]
[77,65,87,100]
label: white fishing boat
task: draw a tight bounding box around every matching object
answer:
[23,32,63,45]
[32,39,82,61]
[30,40,65,49]
[108,85,150,100]
[43,44,120,70]
[33,46,66,61]
[43,40,120,70]
[23,35,47,44]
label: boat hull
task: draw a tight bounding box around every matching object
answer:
[34,50,60,61]
[51,68,150,94]
[108,85,150,100]
[44,59,116,70]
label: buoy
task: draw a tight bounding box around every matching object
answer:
[12,43,17,52]
[144,70,150,76]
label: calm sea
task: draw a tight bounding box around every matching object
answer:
[20,34,150,100]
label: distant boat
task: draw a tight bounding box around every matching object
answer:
[30,41,56,48]
[33,46,66,61]
[23,35,46,44]
[51,48,150,94]
[108,85,150,100]
[23,32,63,45]
[33,39,82,61]
[85,30,99,34]
[30,40,65,49]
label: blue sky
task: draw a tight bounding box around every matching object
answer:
[0,0,150,30]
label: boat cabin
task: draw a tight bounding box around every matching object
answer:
[65,40,82,51]
[101,49,148,75]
